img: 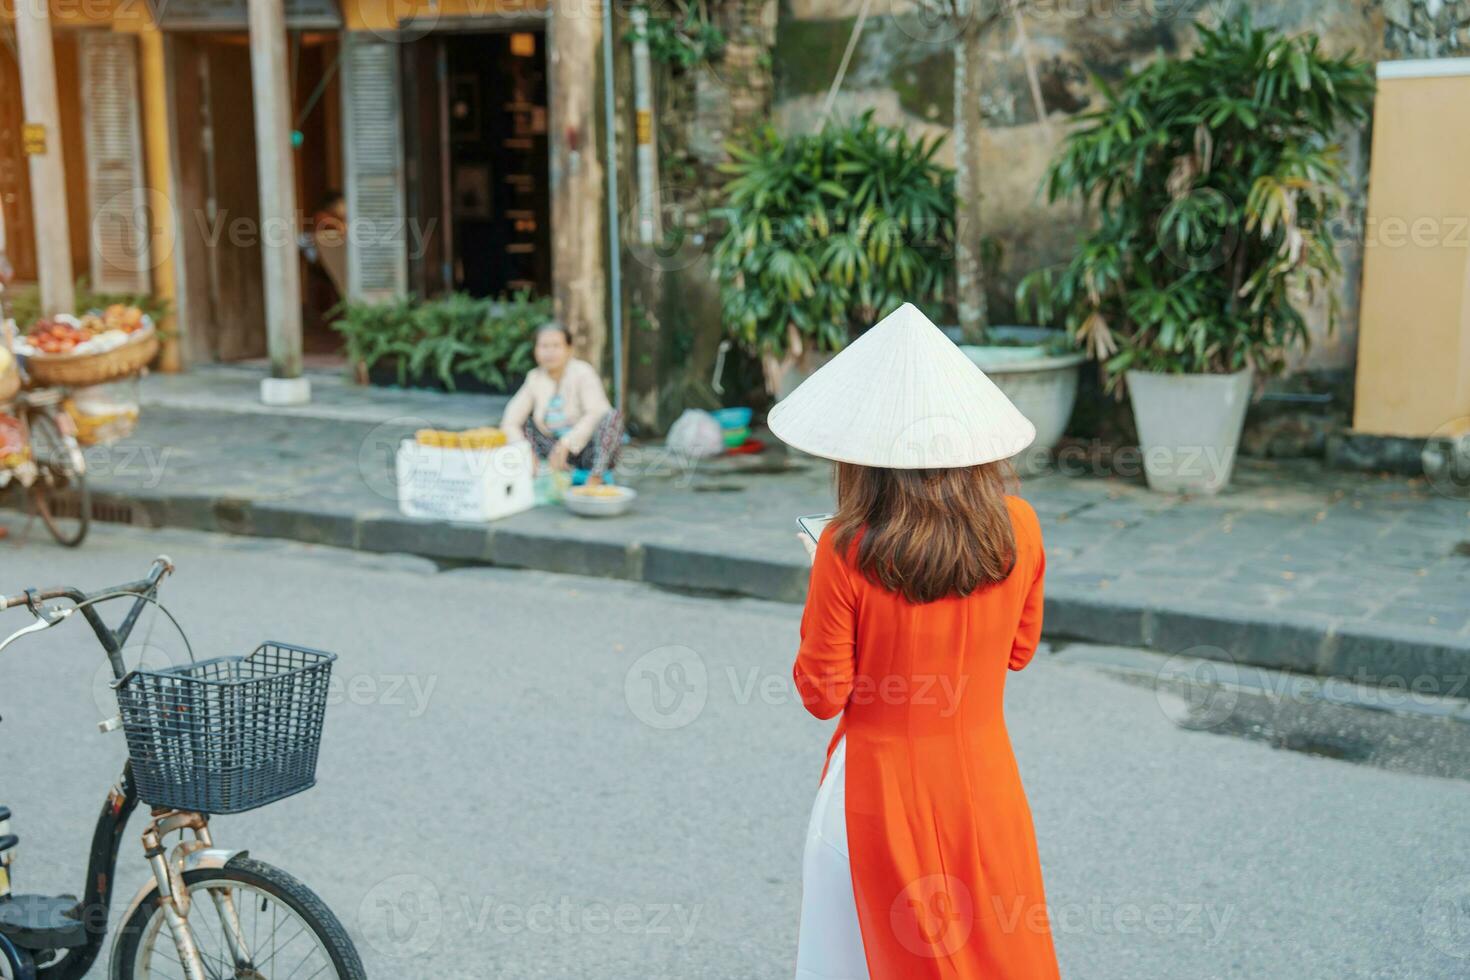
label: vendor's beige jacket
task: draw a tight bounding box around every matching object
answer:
[500,359,612,454]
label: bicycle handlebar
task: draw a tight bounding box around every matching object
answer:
[0,558,175,678]
[0,585,85,609]
[0,556,174,612]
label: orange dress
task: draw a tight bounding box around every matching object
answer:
[795,496,1059,979]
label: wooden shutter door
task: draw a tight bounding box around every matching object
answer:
[80,32,150,294]
[0,44,39,283]
[342,34,407,302]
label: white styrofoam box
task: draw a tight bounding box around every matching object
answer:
[395,439,535,523]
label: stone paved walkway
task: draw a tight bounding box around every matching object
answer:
[3,373,1467,692]
[138,363,509,426]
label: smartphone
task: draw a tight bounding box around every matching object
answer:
[796,514,833,544]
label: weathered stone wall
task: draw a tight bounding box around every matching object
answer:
[617,0,780,431]
[1383,0,1470,55]
[769,0,1464,379]
[623,0,1469,434]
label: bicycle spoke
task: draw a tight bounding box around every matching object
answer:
[287,961,332,980]
[256,923,312,976]
[136,876,341,980]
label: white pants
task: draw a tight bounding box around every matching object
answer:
[795,737,870,980]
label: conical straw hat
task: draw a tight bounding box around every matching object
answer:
[767,303,1035,469]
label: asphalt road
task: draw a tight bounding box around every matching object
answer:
[0,522,1466,979]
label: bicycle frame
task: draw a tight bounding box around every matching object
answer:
[34,768,140,980]
[0,558,233,980]
[27,761,247,980]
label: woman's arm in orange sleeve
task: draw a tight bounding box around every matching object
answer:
[794,531,857,719]
[1009,539,1047,672]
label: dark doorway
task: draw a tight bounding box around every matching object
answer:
[167,31,344,364]
[404,30,550,301]
[200,35,268,362]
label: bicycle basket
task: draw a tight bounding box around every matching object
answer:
[115,643,336,814]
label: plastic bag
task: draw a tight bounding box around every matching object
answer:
[666,409,725,459]
[66,377,141,446]
[0,413,30,488]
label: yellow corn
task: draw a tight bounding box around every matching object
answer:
[417,427,508,450]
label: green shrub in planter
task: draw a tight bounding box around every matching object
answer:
[1017,15,1374,385]
[330,291,551,393]
[712,111,955,359]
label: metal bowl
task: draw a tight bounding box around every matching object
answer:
[563,485,636,518]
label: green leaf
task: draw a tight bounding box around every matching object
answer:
[1011,10,1374,376]
[712,112,956,358]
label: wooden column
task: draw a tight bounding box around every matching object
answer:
[247,0,308,399]
[138,28,182,372]
[549,0,608,371]
[14,0,75,315]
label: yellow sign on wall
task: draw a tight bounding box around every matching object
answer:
[21,123,46,156]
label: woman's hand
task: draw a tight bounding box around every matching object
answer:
[548,440,572,472]
[799,533,818,565]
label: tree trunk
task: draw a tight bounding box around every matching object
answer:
[549,0,609,373]
[953,12,988,344]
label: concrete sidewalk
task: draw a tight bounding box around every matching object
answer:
[4,370,1468,696]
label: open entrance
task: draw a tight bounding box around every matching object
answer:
[167,31,343,364]
[403,29,551,301]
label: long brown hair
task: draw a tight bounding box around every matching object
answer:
[830,461,1018,604]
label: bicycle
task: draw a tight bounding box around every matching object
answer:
[3,387,90,548]
[0,256,89,549]
[0,557,366,980]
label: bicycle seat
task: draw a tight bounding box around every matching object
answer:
[0,894,87,950]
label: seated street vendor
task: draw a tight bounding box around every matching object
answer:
[500,323,623,485]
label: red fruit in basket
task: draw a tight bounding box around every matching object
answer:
[27,317,92,353]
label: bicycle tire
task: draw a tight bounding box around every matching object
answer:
[111,857,366,980]
[25,409,88,548]
[0,933,35,980]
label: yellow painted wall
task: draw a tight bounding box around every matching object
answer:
[1353,65,1470,439]
[0,0,137,29]
[342,0,545,33]
[7,0,543,349]
[4,0,550,33]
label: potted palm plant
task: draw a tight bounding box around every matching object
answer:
[712,112,954,399]
[1019,16,1374,493]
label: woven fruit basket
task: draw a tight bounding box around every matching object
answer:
[23,329,159,388]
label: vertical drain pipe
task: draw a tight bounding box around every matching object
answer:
[630,7,658,245]
[601,0,626,412]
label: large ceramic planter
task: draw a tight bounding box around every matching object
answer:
[1127,368,1253,494]
[958,327,1085,474]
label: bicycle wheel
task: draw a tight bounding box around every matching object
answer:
[112,858,366,980]
[0,933,35,980]
[25,408,89,548]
